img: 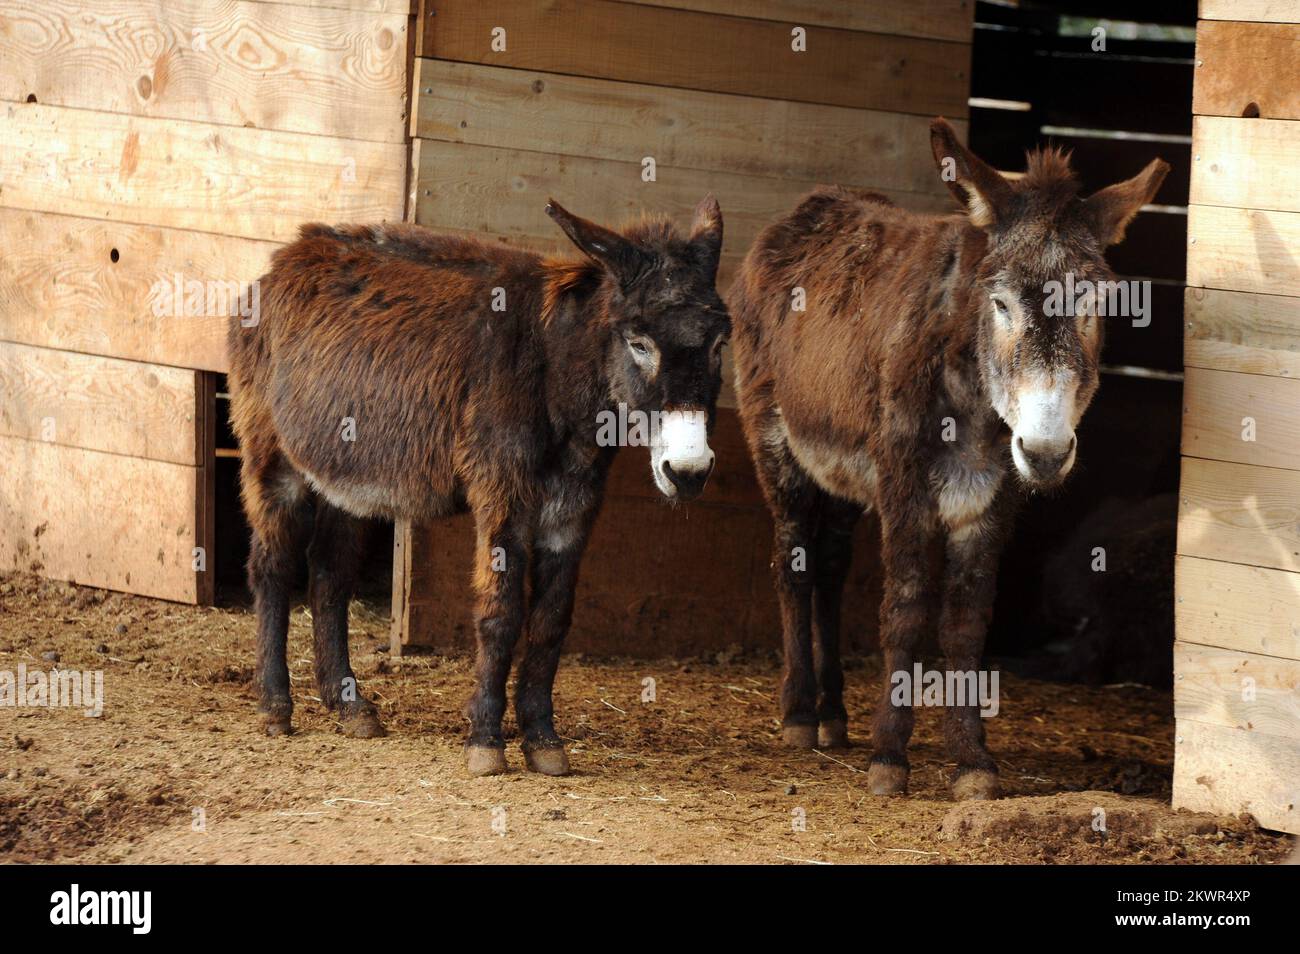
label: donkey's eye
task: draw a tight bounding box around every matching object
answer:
[630,339,649,356]
[991,296,1009,317]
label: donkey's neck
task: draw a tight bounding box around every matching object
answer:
[935,220,1003,439]
[538,269,617,441]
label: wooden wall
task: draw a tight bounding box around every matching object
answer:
[1173,0,1300,834]
[0,0,412,601]
[394,0,974,655]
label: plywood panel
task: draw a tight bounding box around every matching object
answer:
[1198,2,1300,25]
[1177,456,1300,573]
[1186,204,1300,298]
[419,0,970,117]
[0,437,208,602]
[1175,641,1300,737]
[0,343,199,465]
[1184,286,1300,378]
[1175,555,1300,660]
[412,139,952,285]
[255,0,411,10]
[1193,20,1300,119]
[0,103,406,243]
[1173,718,1299,833]
[0,207,275,372]
[1181,366,1300,470]
[0,0,409,142]
[412,59,957,194]
[628,0,975,42]
[1190,116,1300,212]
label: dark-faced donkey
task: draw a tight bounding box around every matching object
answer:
[729,119,1167,799]
[228,197,729,776]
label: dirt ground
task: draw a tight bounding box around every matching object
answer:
[0,573,1291,865]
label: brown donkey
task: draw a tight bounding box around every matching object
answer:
[729,120,1167,799]
[228,198,729,776]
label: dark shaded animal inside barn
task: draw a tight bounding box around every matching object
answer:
[227,197,729,776]
[729,118,1167,799]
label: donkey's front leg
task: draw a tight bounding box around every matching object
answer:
[868,494,940,796]
[464,502,529,777]
[938,514,1009,800]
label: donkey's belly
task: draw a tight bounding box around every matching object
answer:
[778,417,878,507]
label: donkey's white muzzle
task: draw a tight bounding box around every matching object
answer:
[651,409,715,500]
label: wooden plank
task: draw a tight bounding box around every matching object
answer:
[1184,286,1300,378]
[1199,1,1300,24]
[0,103,406,243]
[0,0,409,143]
[0,207,276,372]
[1194,20,1300,119]
[1186,204,1300,298]
[1190,116,1300,213]
[1175,641,1300,736]
[1182,366,1300,470]
[419,0,970,117]
[411,59,959,194]
[1177,456,1300,573]
[1176,555,1300,660]
[0,436,208,602]
[1173,718,1299,833]
[412,139,953,291]
[626,0,975,42]
[254,0,411,11]
[0,343,199,465]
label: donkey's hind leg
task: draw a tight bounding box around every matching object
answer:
[307,501,385,739]
[243,453,309,737]
[811,495,862,748]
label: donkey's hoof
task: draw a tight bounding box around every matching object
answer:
[867,762,909,796]
[781,724,818,749]
[465,746,508,777]
[340,709,387,739]
[817,720,849,749]
[952,769,1000,801]
[261,710,293,737]
[523,747,571,776]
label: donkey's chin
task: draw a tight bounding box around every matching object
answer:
[650,450,679,500]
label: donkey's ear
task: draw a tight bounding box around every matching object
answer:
[930,117,1014,229]
[545,199,646,283]
[1083,158,1170,247]
[689,193,723,283]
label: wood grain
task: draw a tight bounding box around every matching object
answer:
[412,59,958,194]
[1181,366,1300,471]
[0,0,409,142]
[1172,718,1299,833]
[1193,20,1300,119]
[1198,1,1300,24]
[1175,555,1300,660]
[626,0,975,42]
[0,207,276,372]
[0,102,406,243]
[0,342,200,465]
[0,436,209,602]
[1175,641,1300,737]
[1177,456,1300,573]
[1186,204,1300,298]
[1184,286,1300,379]
[419,0,970,117]
[1190,116,1300,213]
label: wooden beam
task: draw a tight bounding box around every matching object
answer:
[1190,116,1300,213]
[411,59,959,194]
[0,342,200,465]
[1186,204,1300,298]
[1182,366,1300,471]
[418,0,970,117]
[0,103,406,243]
[1194,20,1300,119]
[1177,456,1300,573]
[1175,640,1300,736]
[1173,718,1299,833]
[0,207,276,372]
[1175,555,1300,660]
[0,436,211,602]
[1184,286,1300,379]
[625,0,975,42]
[1198,1,1300,24]
[0,0,409,143]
